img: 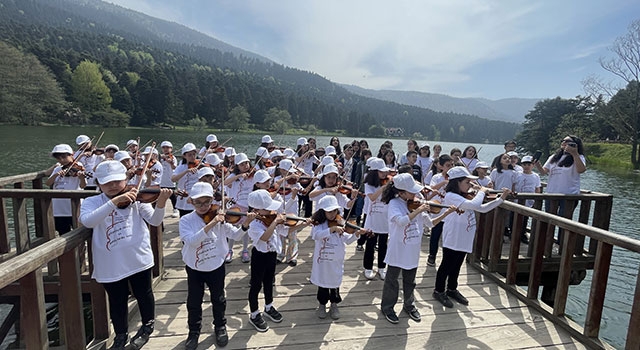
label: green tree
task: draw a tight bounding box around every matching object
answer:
[71,60,112,112]
[187,115,207,131]
[368,124,385,137]
[584,19,640,168]
[0,41,67,125]
[263,108,292,131]
[515,97,580,158]
[225,105,250,132]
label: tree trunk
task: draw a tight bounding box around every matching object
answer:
[634,139,639,170]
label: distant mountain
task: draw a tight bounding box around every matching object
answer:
[341,85,539,123]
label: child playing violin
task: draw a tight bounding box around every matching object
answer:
[171,143,200,217]
[362,158,392,280]
[310,196,370,320]
[309,164,358,215]
[79,160,172,349]
[246,190,304,332]
[432,166,510,308]
[272,159,304,265]
[159,141,179,218]
[223,152,255,263]
[380,173,456,324]
[427,154,455,267]
[179,182,257,349]
[46,144,86,235]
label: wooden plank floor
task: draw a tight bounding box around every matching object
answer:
[127,214,586,349]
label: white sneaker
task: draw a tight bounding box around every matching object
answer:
[171,209,179,218]
[364,269,376,280]
[378,268,387,280]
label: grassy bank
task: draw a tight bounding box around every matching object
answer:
[585,142,634,170]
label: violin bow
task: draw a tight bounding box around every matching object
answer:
[134,141,156,191]
[61,134,98,177]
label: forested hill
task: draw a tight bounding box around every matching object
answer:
[0,0,520,143]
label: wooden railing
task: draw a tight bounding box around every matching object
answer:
[470,191,639,349]
[0,171,165,348]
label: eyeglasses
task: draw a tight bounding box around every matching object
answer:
[561,138,573,143]
[192,199,213,208]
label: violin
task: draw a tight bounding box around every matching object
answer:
[268,185,292,196]
[210,146,226,153]
[161,153,175,162]
[134,167,160,176]
[407,199,463,215]
[298,176,313,186]
[325,215,372,236]
[61,163,87,177]
[422,185,444,199]
[200,205,247,224]
[338,184,365,197]
[188,160,201,169]
[214,166,228,179]
[92,148,105,155]
[379,175,393,186]
[115,186,185,209]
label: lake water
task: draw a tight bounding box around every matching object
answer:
[0,125,638,349]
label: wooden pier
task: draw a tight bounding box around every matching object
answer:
[1,170,637,349]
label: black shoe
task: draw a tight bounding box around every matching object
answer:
[288,259,297,267]
[184,331,200,350]
[433,290,454,308]
[447,289,469,305]
[521,234,529,244]
[426,255,436,267]
[264,306,283,323]
[404,307,421,322]
[215,326,229,347]
[384,310,399,324]
[504,228,512,237]
[110,333,128,350]
[130,323,153,349]
[249,313,269,332]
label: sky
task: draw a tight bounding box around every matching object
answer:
[105,0,640,100]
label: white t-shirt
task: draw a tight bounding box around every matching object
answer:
[147,161,163,187]
[173,164,200,210]
[77,153,104,187]
[442,192,504,253]
[49,164,84,217]
[179,211,245,271]
[516,172,541,207]
[364,184,389,233]
[417,156,433,182]
[248,220,288,253]
[79,193,164,283]
[476,176,492,188]
[490,169,517,191]
[460,157,479,173]
[543,154,585,194]
[430,173,447,198]
[160,156,178,188]
[226,175,255,209]
[311,189,350,216]
[385,198,433,270]
[310,222,357,288]
[273,175,302,214]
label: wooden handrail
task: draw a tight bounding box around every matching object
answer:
[0,189,100,199]
[0,171,47,187]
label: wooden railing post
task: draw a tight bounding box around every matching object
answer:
[20,269,48,349]
[528,219,547,299]
[553,230,577,316]
[58,247,86,349]
[13,182,30,254]
[488,207,505,272]
[626,271,640,349]
[584,241,613,338]
[0,198,10,254]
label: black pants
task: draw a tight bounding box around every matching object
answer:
[298,193,313,217]
[429,222,444,258]
[363,232,388,269]
[248,248,277,312]
[317,287,342,305]
[356,214,367,246]
[54,216,73,235]
[186,265,227,330]
[102,268,155,334]
[434,247,467,293]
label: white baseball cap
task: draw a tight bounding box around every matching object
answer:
[126,139,138,146]
[182,143,197,154]
[317,196,341,212]
[507,151,519,157]
[224,147,237,157]
[296,137,308,146]
[253,169,272,184]
[271,149,284,158]
[369,158,391,172]
[206,134,218,143]
[105,144,119,152]
[160,141,173,148]
[366,157,378,167]
[283,148,296,158]
[322,164,339,177]
[94,160,127,184]
[190,182,214,199]
[261,135,274,144]
[392,173,422,194]
[420,142,430,149]
[320,155,334,166]
[521,155,534,163]
[205,153,222,166]
[325,146,336,156]
[50,144,73,155]
[114,151,131,162]
[447,166,478,180]
[197,167,214,179]
[256,147,270,158]
[476,161,489,168]
[75,135,90,145]
[141,146,157,155]
[235,152,249,164]
[248,189,282,210]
